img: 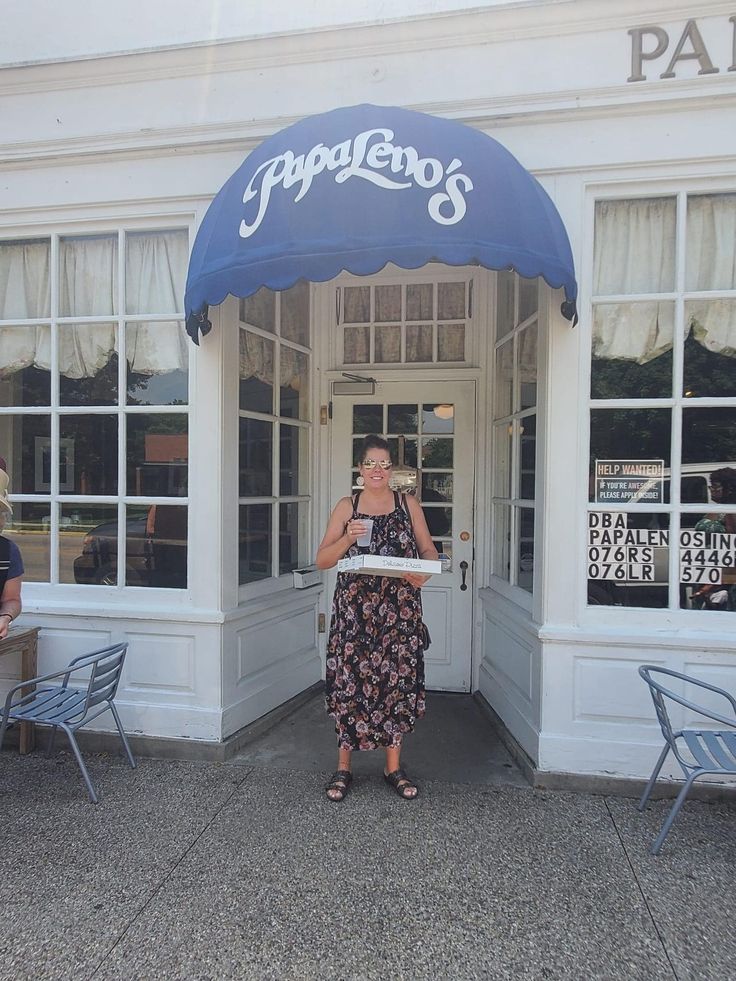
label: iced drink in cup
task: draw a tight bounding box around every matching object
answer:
[356,519,374,547]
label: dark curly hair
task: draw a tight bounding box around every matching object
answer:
[710,467,736,503]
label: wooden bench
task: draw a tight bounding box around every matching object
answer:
[0,625,39,754]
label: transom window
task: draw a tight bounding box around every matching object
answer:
[238,284,311,587]
[0,228,190,588]
[588,192,736,611]
[340,278,470,365]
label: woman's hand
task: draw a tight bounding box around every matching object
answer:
[345,519,370,541]
[404,573,430,588]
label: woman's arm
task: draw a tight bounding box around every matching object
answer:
[404,495,439,587]
[0,575,22,640]
[315,498,364,570]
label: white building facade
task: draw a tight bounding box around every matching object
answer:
[1,0,735,783]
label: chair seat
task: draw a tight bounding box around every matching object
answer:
[1,686,87,726]
[681,729,736,773]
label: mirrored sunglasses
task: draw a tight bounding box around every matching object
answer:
[362,459,392,471]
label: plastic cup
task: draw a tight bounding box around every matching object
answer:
[356,519,374,547]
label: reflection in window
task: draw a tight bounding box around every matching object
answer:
[589,409,671,501]
[239,504,272,584]
[127,415,187,497]
[62,503,118,585]
[0,326,51,407]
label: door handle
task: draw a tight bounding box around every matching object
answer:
[460,560,468,591]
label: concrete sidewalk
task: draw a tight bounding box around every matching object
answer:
[2,694,735,980]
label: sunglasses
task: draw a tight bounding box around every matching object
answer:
[361,459,393,471]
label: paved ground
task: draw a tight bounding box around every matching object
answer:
[1,693,735,981]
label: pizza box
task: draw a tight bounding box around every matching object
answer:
[337,554,442,577]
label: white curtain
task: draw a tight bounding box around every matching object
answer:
[0,230,188,377]
[593,195,736,362]
[685,195,736,355]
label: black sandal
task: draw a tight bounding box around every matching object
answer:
[384,768,419,800]
[325,769,353,802]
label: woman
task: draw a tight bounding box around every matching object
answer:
[316,434,438,801]
[0,461,23,641]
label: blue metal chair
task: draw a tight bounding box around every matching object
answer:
[638,664,736,854]
[0,641,136,803]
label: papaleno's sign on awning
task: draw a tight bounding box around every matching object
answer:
[184,103,578,342]
[594,459,665,504]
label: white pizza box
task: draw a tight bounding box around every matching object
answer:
[337,554,442,577]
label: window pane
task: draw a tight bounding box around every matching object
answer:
[422,404,454,434]
[495,340,513,418]
[126,504,187,588]
[2,502,50,582]
[493,423,512,499]
[593,198,676,295]
[127,322,188,405]
[375,324,401,362]
[518,324,537,409]
[61,503,118,585]
[239,504,272,583]
[375,285,401,322]
[281,281,309,346]
[60,235,118,317]
[279,502,308,575]
[0,415,50,493]
[0,326,51,406]
[406,283,433,320]
[406,324,433,362]
[681,408,736,474]
[422,473,453,501]
[353,404,382,434]
[240,287,275,332]
[239,330,274,413]
[438,282,465,320]
[686,194,736,291]
[387,437,417,468]
[344,286,370,323]
[0,240,50,319]
[58,416,117,495]
[422,437,453,468]
[517,507,534,593]
[125,230,188,315]
[423,506,452,538]
[496,270,515,340]
[680,511,736,611]
[59,324,118,406]
[388,405,418,434]
[492,503,511,581]
[438,324,464,362]
[587,511,669,609]
[343,325,369,363]
[589,409,671,502]
[591,302,675,399]
[126,414,187,497]
[280,423,308,496]
[518,277,538,323]
[239,417,272,497]
[280,347,309,420]
[519,415,536,501]
[684,301,736,398]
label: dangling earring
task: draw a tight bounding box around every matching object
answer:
[356,475,365,487]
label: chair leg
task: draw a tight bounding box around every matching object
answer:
[61,724,99,804]
[46,725,58,757]
[650,771,699,856]
[108,702,137,770]
[0,712,9,752]
[638,744,670,811]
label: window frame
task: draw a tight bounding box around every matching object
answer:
[237,286,313,601]
[0,221,191,595]
[586,185,736,616]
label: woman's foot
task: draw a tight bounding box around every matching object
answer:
[326,769,353,802]
[384,768,419,800]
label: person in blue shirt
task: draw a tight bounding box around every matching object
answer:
[0,460,23,641]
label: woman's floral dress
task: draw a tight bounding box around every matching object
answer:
[325,491,427,750]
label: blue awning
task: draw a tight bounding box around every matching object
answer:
[185,104,577,342]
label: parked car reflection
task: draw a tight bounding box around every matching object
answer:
[73,505,187,588]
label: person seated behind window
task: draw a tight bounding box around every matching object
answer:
[0,459,23,640]
[692,467,736,610]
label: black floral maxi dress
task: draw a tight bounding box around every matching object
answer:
[325,491,427,750]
